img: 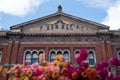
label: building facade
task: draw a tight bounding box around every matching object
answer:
[0,6,120,79]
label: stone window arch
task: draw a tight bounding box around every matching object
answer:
[0,50,2,63]
[24,50,32,64]
[57,49,63,55]
[38,49,45,55]
[49,49,56,62]
[49,49,70,62]
[88,49,96,66]
[63,50,70,61]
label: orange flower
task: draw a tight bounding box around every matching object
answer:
[39,53,45,61]
[52,71,59,79]
[87,68,98,80]
[26,69,33,77]
[7,68,12,74]
[55,54,63,62]
[72,72,78,80]
[0,66,2,72]
[13,77,20,80]
[53,60,59,66]
[43,66,49,72]
[64,61,70,67]
[2,68,8,76]
[24,77,29,80]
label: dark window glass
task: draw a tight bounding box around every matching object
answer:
[31,51,38,64]
[25,51,31,64]
[88,51,95,65]
[63,51,69,61]
[50,51,56,62]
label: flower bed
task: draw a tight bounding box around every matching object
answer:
[0,49,120,80]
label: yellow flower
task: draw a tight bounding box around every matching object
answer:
[13,77,19,80]
[2,68,8,76]
[81,70,88,78]
[0,66,2,72]
[43,66,49,72]
[52,71,59,79]
[53,60,59,66]
[7,68,12,74]
[39,53,45,61]
[39,53,45,57]
[59,62,65,66]
[55,54,63,62]
[26,69,33,77]
[24,77,29,80]
[72,72,78,80]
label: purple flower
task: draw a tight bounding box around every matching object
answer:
[98,68,108,80]
[114,75,120,80]
[106,73,114,80]
[102,60,109,68]
[76,49,88,65]
[110,56,120,66]
[96,60,109,70]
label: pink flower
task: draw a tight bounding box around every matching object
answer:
[76,49,88,65]
[110,56,120,66]
[98,68,108,80]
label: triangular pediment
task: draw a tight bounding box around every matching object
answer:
[11,11,109,33]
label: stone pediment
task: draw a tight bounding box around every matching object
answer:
[11,7,109,33]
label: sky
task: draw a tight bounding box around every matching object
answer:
[0,0,120,30]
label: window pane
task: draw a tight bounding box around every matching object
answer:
[57,51,62,55]
[88,53,94,59]
[33,53,38,58]
[89,59,95,65]
[64,51,69,61]
[76,51,79,54]
[26,53,31,59]
[31,58,38,64]
[50,51,56,62]
[32,52,38,63]
[88,50,95,65]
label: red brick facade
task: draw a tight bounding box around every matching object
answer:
[0,6,120,79]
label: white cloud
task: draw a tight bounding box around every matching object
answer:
[76,0,117,9]
[102,1,120,30]
[0,0,46,16]
[0,26,3,30]
[77,0,120,30]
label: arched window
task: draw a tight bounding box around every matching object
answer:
[24,50,31,64]
[50,50,56,62]
[63,50,69,61]
[74,49,80,57]
[57,50,62,55]
[74,49,80,61]
[0,50,2,63]
[88,50,96,66]
[31,51,38,64]
[38,50,45,62]
[118,50,120,59]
